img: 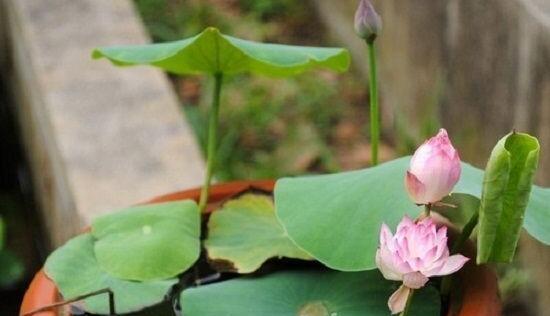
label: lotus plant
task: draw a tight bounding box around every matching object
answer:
[355,0,382,165]
[92,27,350,213]
[377,129,468,314]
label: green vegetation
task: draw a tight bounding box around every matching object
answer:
[0,197,24,288]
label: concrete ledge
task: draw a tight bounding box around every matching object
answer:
[1,0,205,247]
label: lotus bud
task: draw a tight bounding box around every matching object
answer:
[405,129,461,205]
[376,216,469,314]
[354,0,382,43]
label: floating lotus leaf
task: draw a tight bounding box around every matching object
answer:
[92,200,200,281]
[45,234,177,314]
[180,270,440,316]
[205,193,311,273]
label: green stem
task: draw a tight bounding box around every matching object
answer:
[366,41,380,166]
[198,73,223,212]
[440,210,479,296]
[451,211,479,254]
[425,203,432,217]
[399,288,415,316]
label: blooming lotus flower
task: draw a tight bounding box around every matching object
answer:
[354,0,382,42]
[405,129,461,205]
[376,216,469,314]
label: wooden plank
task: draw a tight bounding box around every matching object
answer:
[1,0,205,247]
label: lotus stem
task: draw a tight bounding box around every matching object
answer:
[195,272,222,285]
[451,211,479,253]
[440,210,479,296]
[425,203,432,217]
[367,41,380,165]
[199,72,223,212]
[22,288,115,316]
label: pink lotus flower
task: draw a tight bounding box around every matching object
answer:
[405,129,461,205]
[376,216,469,314]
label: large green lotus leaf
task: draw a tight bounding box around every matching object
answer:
[92,200,200,281]
[92,27,350,76]
[205,193,311,273]
[45,234,177,314]
[180,270,440,316]
[522,186,550,244]
[275,156,550,271]
[477,133,539,263]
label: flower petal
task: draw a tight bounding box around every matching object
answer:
[421,259,446,277]
[376,249,402,281]
[405,171,427,204]
[403,272,429,289]
[396,215,414,233]
[380,223,393,246]
[388,285,411,315]
[432,254,469,276]
[436,226,447,241]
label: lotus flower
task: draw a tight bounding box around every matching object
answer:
[376,216,469,314]
[405,129,461,205]
[354,0,382,42]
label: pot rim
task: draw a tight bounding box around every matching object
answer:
[19,179,500,316]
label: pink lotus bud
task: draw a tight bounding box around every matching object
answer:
[376,216,469,314]
[405,129,461,205]
[354,0,382,43]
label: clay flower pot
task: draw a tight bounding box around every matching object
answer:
[20,180,500,316]
[445,230,501,316]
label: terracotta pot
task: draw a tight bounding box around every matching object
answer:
[446,231,501,316]
[19,180,500,316]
